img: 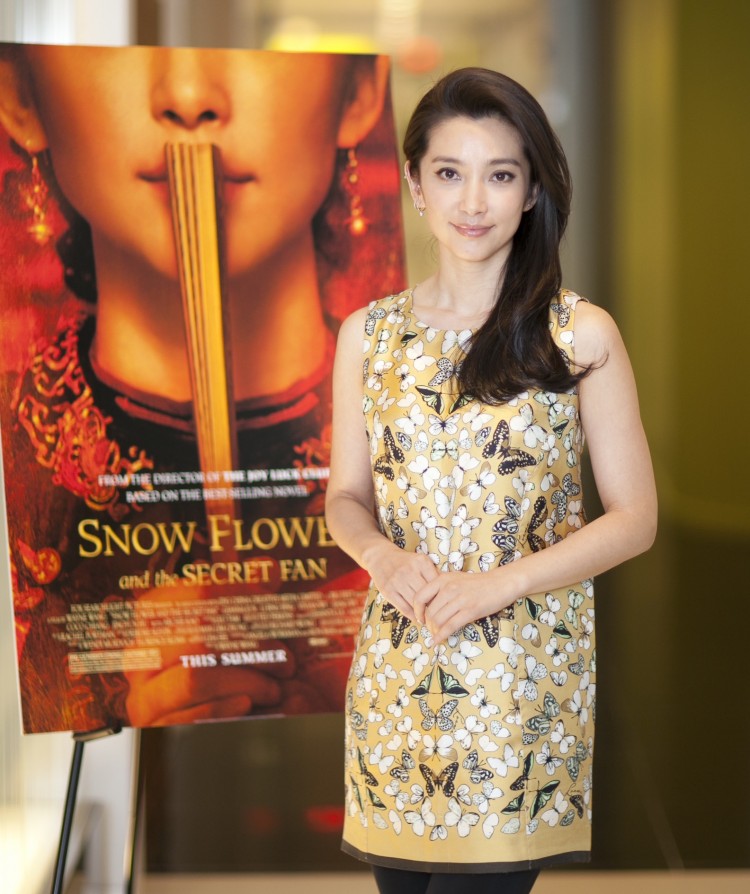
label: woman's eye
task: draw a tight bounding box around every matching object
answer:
[492,171,514,182]
[436,168,459,180]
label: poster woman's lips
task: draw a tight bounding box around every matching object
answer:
[138,167,256,206]
[139,167,256,184]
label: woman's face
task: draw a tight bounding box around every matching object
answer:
[21,46,370,279]
[409,115,535,271]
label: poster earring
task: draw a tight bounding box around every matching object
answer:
[24,152,54,246]
[344,147,368,236]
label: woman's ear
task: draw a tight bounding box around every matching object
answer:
[524,182,540,211]
[404,161,424,210]
[0,54,47,153]
[336,55,390,148]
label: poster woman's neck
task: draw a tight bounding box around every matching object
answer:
[89,235,328,405]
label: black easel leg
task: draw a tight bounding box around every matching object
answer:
[50,725,121,894]
[50,737,85,894]
[125,728,143,894]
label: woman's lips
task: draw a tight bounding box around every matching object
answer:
[453,223,493,237]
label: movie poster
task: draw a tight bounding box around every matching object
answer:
[0,43,405,733]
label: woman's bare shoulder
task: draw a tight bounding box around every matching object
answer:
[337,304,371,352]
[573,300,624,369]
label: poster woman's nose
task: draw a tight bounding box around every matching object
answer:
[150,48,232,131]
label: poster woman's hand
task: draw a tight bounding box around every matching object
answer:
[124,584,294,727]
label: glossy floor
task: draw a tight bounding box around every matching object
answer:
[138,871,750,893]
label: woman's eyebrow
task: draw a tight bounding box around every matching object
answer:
[430,155,523,167]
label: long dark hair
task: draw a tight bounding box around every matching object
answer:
[403,67,588,403]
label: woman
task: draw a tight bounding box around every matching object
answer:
[0,44,400,732]
[326,68,657,893]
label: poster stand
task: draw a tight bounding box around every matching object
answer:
[50,724,143,894]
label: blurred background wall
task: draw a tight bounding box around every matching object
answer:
[1,0,748,887]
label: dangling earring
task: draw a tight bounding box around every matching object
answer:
[343,147,368,237]
[413,200,425,218]
[21,152,54,246]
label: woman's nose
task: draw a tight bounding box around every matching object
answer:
[460,179,487,216]
[150,49,231,131]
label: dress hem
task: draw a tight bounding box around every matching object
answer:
[341,839,591,874]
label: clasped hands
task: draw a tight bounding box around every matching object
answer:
[365,541,516,644]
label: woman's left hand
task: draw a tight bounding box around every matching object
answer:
[412,568,517,644]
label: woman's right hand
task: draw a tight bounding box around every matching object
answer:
[362,539,439,620]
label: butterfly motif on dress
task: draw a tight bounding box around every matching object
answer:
[462,750,494,784]
[481,420,536,476]
[494,495,523,535]
[552,417,570,440]
[527,496,548,553]
[525,691,561,739]
[374,329,392,354]
[428,356,462,387]
[491,536,517,566]
[347,692,367,741]
[474,425,492,448]
[349,776,365,812]
[449,393,472,413]
[564,590,585,629]
[509,751,534,792]
[517,654,549,703]
[551,473,582,522]
[397,431,412,452]
[349,711,367,739]
[538,741,564,776]
[462,615,505,647]
[365,305,387,336]
[501,793,526,815]
[416,386,444,414]
[566,741,588,782]
[390,750,416,783]
[477,614,504,646]
[428,412,460,435]
[373,426,405,481]
[530,780,560,820]
[491,496,523,563]
[419,761,459,797]
[419,698,459,732]
[405,625,419,644]
[550,301,571,328]
[567,654,585,676]
[533,390,566,428]
[430,438,459,462]
[381,601,411,647]
[381,501,406,549]
[357,747,379,787]
[569,793,585,818]
[441,328,472,355]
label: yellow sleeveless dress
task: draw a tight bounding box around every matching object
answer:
[342,288,595,872]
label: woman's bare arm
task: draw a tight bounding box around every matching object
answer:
[325,308,438,619]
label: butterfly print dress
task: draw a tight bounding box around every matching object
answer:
[342,288,595,871]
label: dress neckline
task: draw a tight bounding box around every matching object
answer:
[405,286,478,335]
